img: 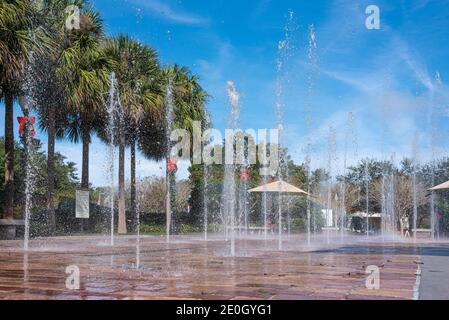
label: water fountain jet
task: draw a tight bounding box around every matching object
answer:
[223,80,240,256]
[105,72,120,246]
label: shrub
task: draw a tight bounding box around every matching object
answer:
[178,224,201,234]
[140,224,165,234]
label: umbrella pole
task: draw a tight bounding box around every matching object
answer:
[263,192,267,241]
[278,193,282,250]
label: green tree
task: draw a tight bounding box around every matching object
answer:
[161,65,208,232]
[340,158,394,214]
[57,7,111,192]
[103,35,163,234]
[0,137,78,218]
[0,0,51,219]
[33,0,86,233]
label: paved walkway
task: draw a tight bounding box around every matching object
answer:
[419,244,449,300]
[0,235,422,300]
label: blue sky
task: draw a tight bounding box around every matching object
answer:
[2,0,449,185]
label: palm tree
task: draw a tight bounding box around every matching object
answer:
[151,65,208,235]
[127,45,163,219]
[57,7,111,192]
[0,0,51,219]
[103,35,163,234]
[162,65,208,152]
[34,0,84,233]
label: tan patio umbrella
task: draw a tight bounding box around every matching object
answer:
[248,180,310,195]
[429,180,449,190]
[248,180,310,250]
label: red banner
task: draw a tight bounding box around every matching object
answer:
[167,158,178,173]
[240,168,250,181]
[17,116,36,137]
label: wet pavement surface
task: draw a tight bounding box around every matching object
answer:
[418,244,449,300]
[0,234,436,300]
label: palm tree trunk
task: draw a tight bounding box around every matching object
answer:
[130,137,136,216]
[118,130,126,234]
[81,124,90,190]
[80,123,90,233]
[3,93,15,220]
[46,104,56,233]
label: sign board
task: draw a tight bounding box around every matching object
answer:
[321,209,333,227]
[76,190,90,219]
